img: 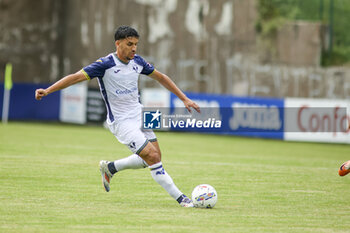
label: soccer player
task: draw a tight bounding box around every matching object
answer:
[35,25,200,207]
[338,160,350,176]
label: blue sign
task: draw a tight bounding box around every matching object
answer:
[170,92,285,139]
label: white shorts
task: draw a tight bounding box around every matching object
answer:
[107,116,157,154]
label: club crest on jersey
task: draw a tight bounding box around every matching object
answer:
[143,110,161,129]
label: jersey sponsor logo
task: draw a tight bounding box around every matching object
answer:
[115,87,137,95]
[133,66,138,72]
[114,69,121,74]
[143,110,161,129]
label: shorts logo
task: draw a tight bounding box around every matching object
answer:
[143,110,161,129]
[128,142,136,149]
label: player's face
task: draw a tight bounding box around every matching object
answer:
[116,37,138,62]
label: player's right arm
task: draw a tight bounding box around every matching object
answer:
[35,70,88,100]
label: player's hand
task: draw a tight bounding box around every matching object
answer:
[183,98,201,113]
[35,88,48,100]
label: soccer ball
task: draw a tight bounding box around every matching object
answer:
[191,184,218,208]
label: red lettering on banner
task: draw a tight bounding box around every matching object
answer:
[340,115,350,133]
[309,114,319,132]
[321,114,331,132]
[333,107,339,136]
[298,105,308,132]
[297,105,349,136]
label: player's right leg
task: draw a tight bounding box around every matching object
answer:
[138,142,194,208]
[99,154,148,192]
[99,119,149,192]
[339,160,350,176]
[99,160,113,192]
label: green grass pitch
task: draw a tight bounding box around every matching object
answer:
[0,122,350,232]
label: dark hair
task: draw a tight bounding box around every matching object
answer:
[114,26,139,41]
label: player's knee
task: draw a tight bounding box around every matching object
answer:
[146,149,161,165]
[156,149,161,158]
[138,142,161,165]
[149,149,161,164]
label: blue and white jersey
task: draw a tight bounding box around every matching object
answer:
[81,53,154,123]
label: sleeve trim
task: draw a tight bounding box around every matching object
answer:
[81,69,91,80]
[147,69,155,76]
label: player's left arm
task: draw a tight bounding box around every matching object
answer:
[149,69,200,113]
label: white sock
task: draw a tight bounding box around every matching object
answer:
[149,162,183,201]
[113,154,148,172]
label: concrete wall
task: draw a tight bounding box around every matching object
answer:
[0,0,65,83]
[227,54,350,98]
[276,21,322,67]
[0,0,349,99]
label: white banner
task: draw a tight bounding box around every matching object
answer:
[141,88,170,108]
[285,98,350,144]
[59,82,87,124]
[140,88,171,131]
